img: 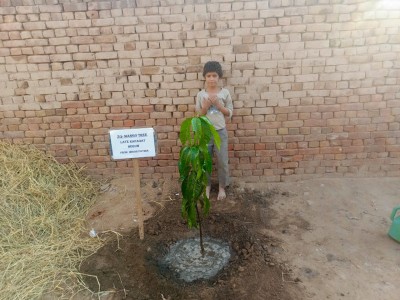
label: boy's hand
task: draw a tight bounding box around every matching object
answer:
[203,97,212,109]
[209,95,222,109]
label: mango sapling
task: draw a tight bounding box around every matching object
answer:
[178,116,221,255]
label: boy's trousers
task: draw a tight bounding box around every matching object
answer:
[207,127,230,188]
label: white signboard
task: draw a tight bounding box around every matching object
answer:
[109,128,156,160]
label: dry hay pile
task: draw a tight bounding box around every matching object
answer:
[0,141,104,299]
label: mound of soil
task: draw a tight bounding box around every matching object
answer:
[80,185,303,300]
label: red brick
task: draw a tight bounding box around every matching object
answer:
[234,144,244,151]
[67,129,89,136]
[277,149,299,156]
[283,135,304,142]
[124,112,149,120]
[256,150,277,157]
[62,101,84,109]
[123,120,135,127]
[255,143,266,150]
[90,156,109,163]
[342,146,364,153]
[25,130,46,138]
[279,162,299,169]
[235,150,256,158]
[320,147,343,154]
[46,129,66,137]
[106,113,128,121]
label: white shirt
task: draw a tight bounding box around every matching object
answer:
[195,88,233,130]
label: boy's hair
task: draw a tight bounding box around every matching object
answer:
[203,61,223,78]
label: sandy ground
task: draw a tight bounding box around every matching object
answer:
[244,177,400,300]
[85,177,400,300]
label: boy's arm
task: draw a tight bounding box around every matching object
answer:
[213,90,233,118]
[225,90,233,118]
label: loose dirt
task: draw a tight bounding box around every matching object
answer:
[80,180,303,300]
[79,177,400,300]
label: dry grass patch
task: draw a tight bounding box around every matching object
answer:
[0,142,105,299]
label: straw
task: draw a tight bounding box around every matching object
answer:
[0,141,105,300]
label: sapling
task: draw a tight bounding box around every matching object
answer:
[178,116,221,255]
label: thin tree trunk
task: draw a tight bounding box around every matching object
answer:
[195,204,205,256]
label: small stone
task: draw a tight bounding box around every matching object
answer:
[245,242,251,250]
[238,266,245,272]
[100,183,111,192]
[268,262,275,267]
[207,250,215,257]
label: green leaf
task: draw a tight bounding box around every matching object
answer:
[191,117,202,144]
[200,115,220,150]
[178,147,191,178]
[181,177,190,200]
[179,117,192,145]
[193,179,203,199]
[209,125,221,150]
[200,115,213,126]
[202,192,210,215]
[181,197,188,218]
[189,147,199,165]
[196,168,202,180]
[188,171,197,195]
[182,174,196,199]
[188,202,197,228]
[199,145,212,173]
[179,146,190,162]
[199,117,212,145]
[198,191,210,216]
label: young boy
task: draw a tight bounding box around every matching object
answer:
[195,61,233,200]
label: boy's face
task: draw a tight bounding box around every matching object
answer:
[205,72,219,88]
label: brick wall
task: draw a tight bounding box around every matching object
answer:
[1,0,399,182]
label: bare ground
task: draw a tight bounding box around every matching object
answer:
[247,177,400,300]
[79,177,400,300]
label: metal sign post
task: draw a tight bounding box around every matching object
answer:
[109,128,157,240]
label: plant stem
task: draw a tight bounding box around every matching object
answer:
[195,204,205,256]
